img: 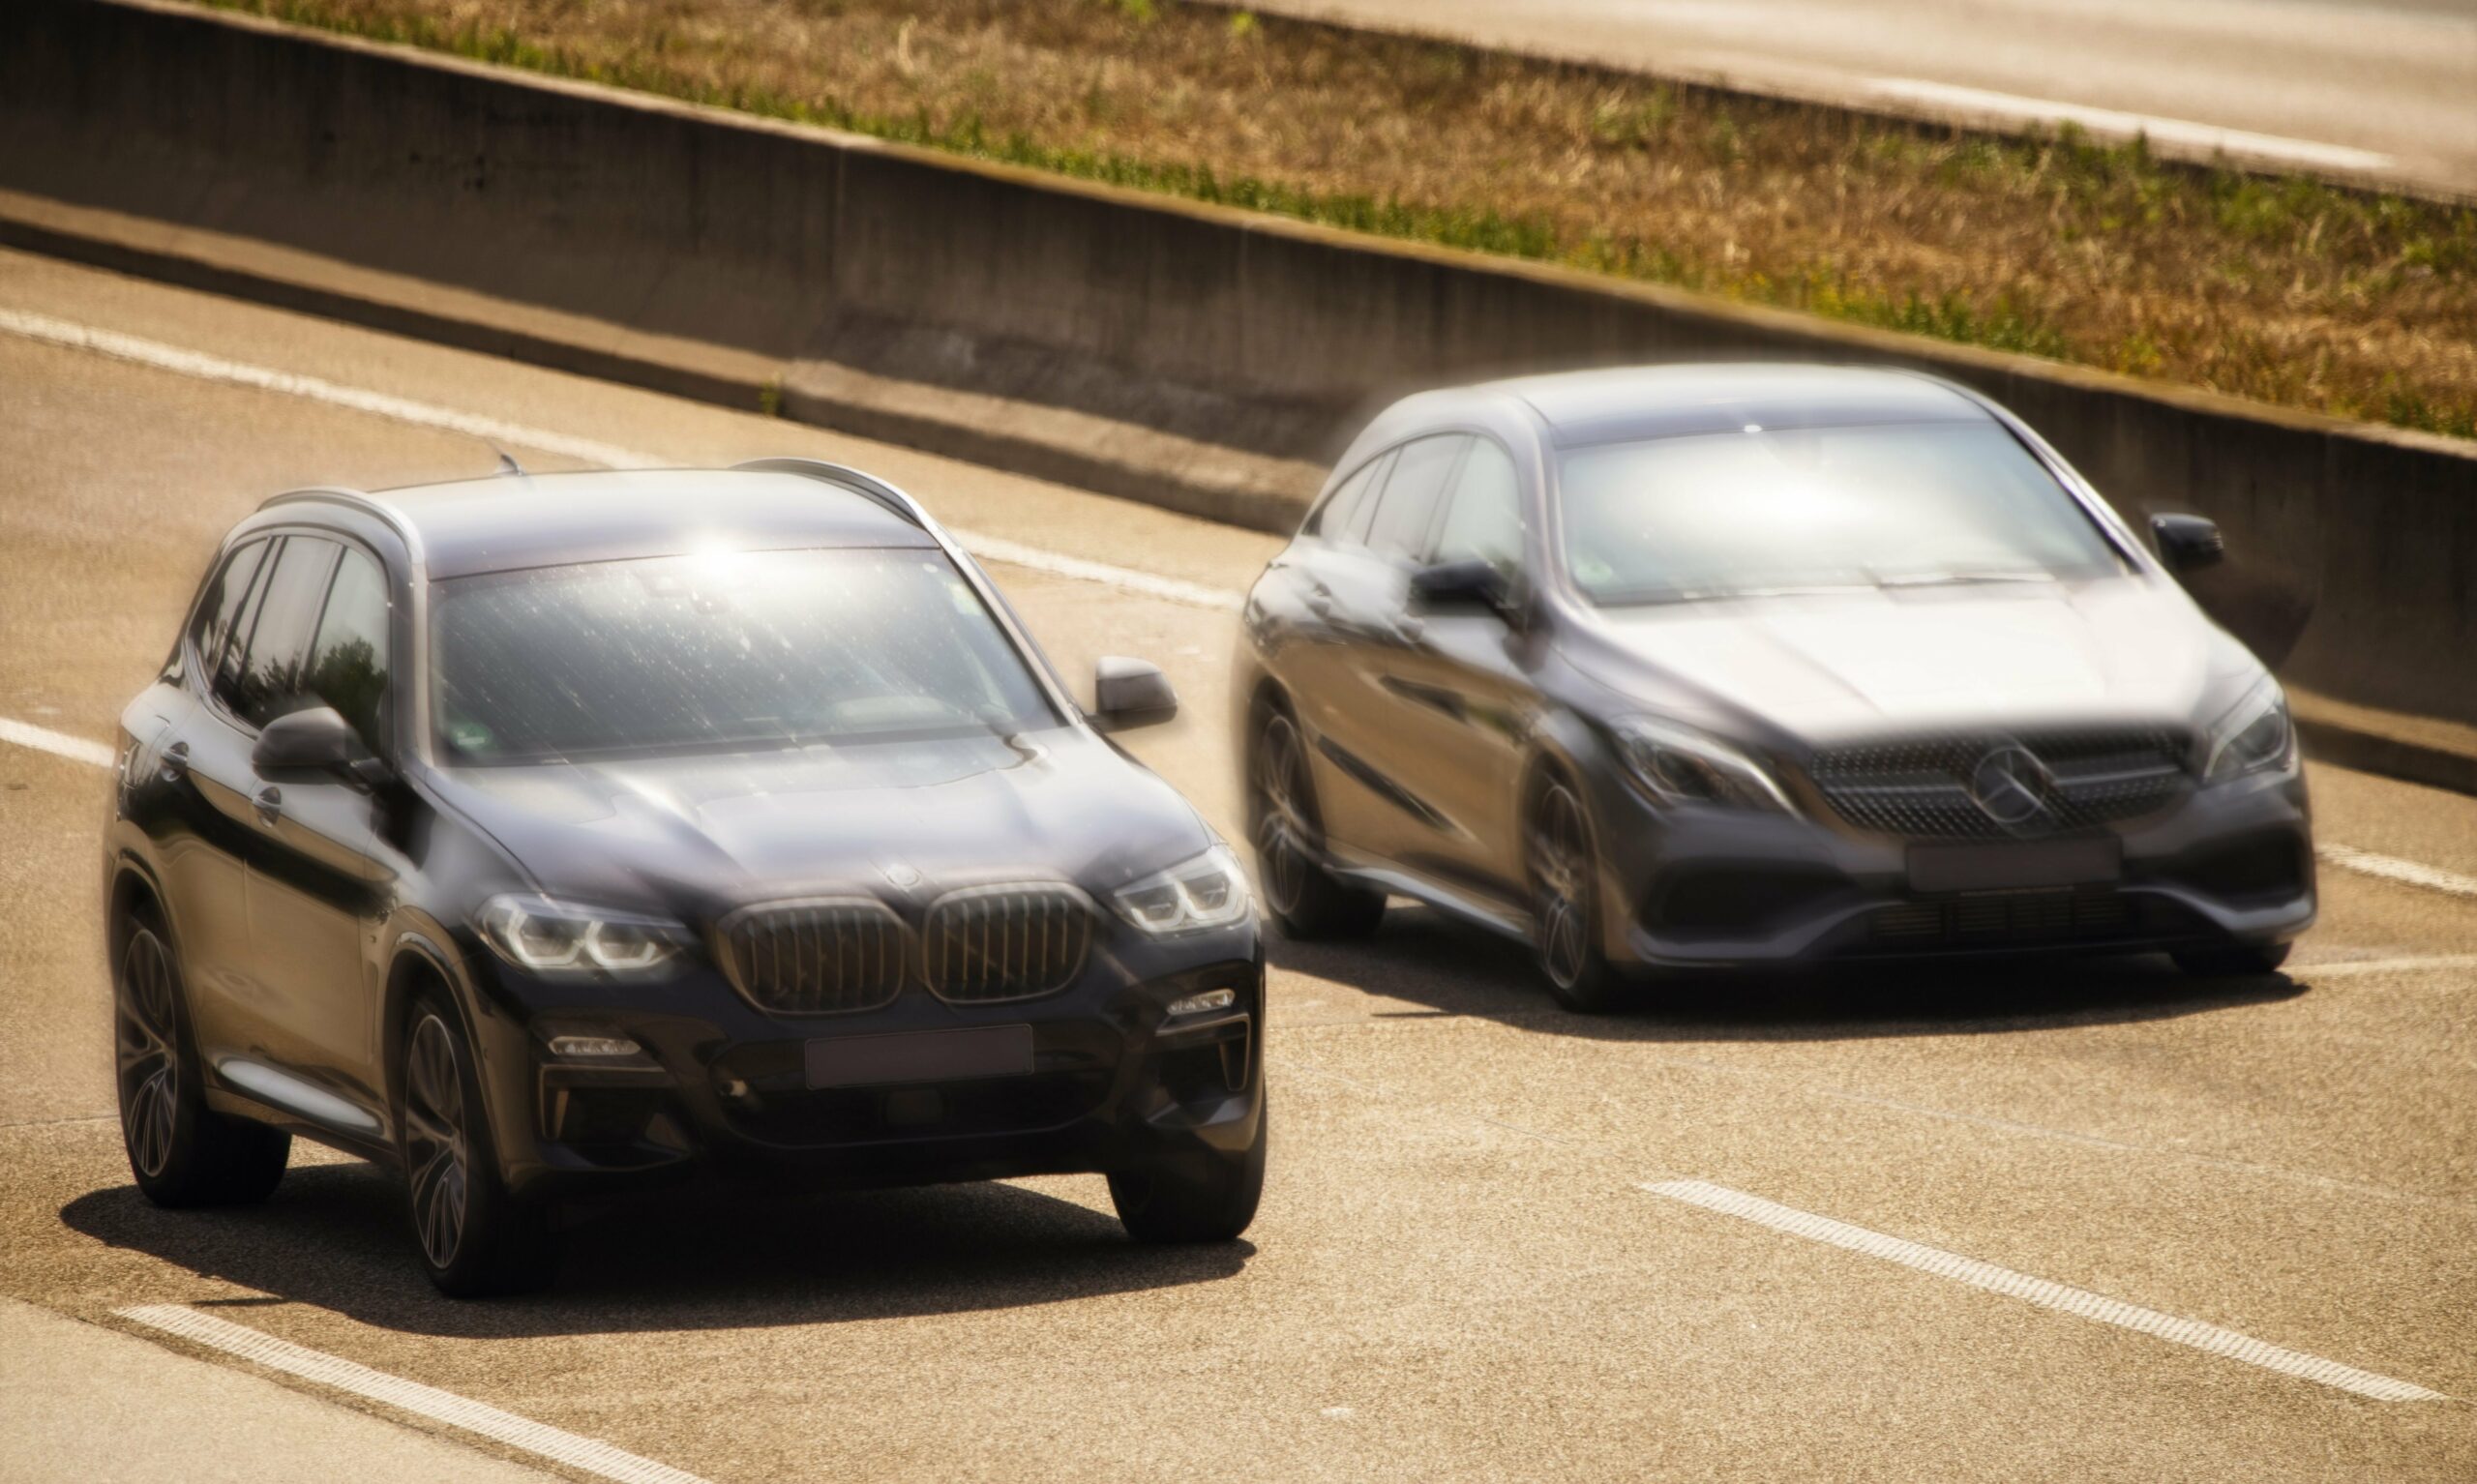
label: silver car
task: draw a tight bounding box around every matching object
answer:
[1231,365,2313,1010]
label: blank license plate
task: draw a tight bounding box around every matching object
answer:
[1907,838,2122,894]
[804,1024,1034,1090]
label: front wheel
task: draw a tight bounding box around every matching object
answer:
[1108,1099,1268,1244]
[398,998,557,1296]
[1526,779,1629,1014]
[2171,941,2293,978]
[115,917,289,1206]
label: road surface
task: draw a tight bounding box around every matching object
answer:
[1229,0,2477,195]
[1,247,2473,1481]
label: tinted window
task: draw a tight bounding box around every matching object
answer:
[306,548,392,755]
[187,539,269,680]
[1434,439,1525,579]
[1558,423,2126,605]
[228,537,341,729]
[1306,456,1385,541]
[431,548,1061,764]
[1365,435,1469,560]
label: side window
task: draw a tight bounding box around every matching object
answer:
[1364,434,1470,561]
[1434,438,1526,580]
[1306,457,1383,542]
[306,548,393,755]
[212,537,281,712]
[228,537,341,731]
[186,539,269,681]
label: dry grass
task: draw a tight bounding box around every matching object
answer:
[198,0,2477,438]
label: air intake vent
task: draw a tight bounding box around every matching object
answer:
[718,898,910,1016]
[922,884,1093,1003]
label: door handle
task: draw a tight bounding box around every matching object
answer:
[159,741,190,783]
[1303,590,1335,620]
[253,785,283,825]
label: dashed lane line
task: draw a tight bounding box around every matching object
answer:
[2318,844,2477,901]
[117,1305,712,1484]
[0,716,116,770]
[0,308,1245,612]
[1640,1180,2450,1403]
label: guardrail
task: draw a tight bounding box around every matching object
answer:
[2,0,2471,727]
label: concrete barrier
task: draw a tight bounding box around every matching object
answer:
[2,0,2471,727]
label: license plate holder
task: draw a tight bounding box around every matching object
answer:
[804,1024,1034,1090]
[1906,837,2122,894]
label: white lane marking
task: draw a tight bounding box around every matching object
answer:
[0,309,1247,612]
[2319,843,2477,901]
[116,1304,711,1484]
[2300,953,2477,977]
[0,717,116,770]
[1641,1180,2447,1402]
[1862,78,2397,176]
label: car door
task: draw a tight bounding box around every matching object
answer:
[240,538,391,1124]
[1385,436,1538,896]
[1308,433,1469,868]
[153,536,275,1060]
[1271,449,1394,853]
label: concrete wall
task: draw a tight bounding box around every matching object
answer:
[3,0,2471,722]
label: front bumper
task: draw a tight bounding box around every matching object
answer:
[463,933,1266,1202]
[1590,762,2315,970]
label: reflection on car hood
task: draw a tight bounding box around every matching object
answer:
[431,729,1209,917]
[1574,579,2247,742]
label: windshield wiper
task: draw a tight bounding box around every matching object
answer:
[1866,567,2058,588]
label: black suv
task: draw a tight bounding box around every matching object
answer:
[105,460,1265,1294]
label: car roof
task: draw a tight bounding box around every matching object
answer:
[266,469,940,579]
[1482,364,1990,447]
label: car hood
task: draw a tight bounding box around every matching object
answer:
[1567,578,2254,745]
[428,728,1212,919]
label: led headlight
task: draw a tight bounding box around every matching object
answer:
[477,894,687,974]
[2205,677,2295,783]
[1613,717,1794,813]
[1112,845,1253,935]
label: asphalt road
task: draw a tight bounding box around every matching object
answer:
[1227,0,2477,194]
[2,245,2473,1482]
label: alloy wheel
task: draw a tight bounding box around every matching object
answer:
[1252,714,1315,917]
[1530,783,1594,991]
[403,1014,471,1271]
[115,928,181,1179]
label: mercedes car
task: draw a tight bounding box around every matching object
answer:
[104,460,1265,1294]
[1234,365,2313,1010]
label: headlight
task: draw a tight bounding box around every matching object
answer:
[1112,845,1253,935]
[2205,678,2294,782]
[1613,717,1794,813]
[477,894,688,974]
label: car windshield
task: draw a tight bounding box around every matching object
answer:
[1557,421,2127,605]
[430,547,1059,763]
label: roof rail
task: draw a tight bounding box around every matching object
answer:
[732,458,930,530]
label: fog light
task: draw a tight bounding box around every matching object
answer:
[1165,987,1237,1018]
[548,1034,642,1059]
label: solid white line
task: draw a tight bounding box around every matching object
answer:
[2318,843,2477,901]
[0,309,1246,611]
[0,717,117,770]
[116,1304,711,1484]
[2299,953,2477,978]
[1862,78,2397,176]
[1641,1180,2447,1402]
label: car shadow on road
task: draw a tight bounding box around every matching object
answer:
[60,1170,1249,1339]
[1270,903,2306,1042]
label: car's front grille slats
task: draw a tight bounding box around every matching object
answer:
[1809,726,2193,840]
[923,884,1092,1003]
[719,898,910,1016]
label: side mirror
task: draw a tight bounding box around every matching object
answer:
[1410,557,1509,616]
[2151,514,2225,573]
[253,705,369,776]
[1092,656,1178,733]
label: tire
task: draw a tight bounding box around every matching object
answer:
[1108,1096,1268,1245]
[397,995,558,1297]
[1249,707,1385,940]
[114,913,290,1206]
[2170,940,2293,978]
[1525,777,1630,1013]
